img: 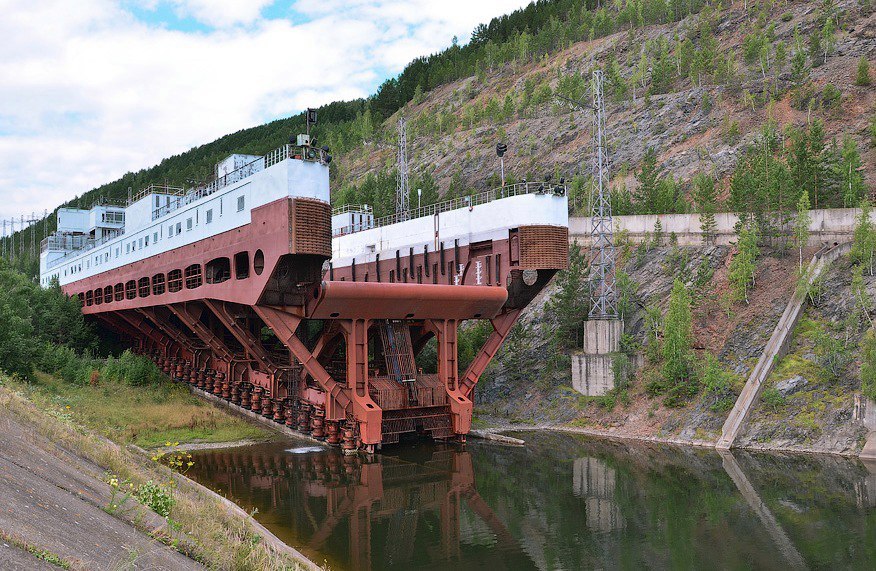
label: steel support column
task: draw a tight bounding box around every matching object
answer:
[425,319,472,436]
[459,309,522,398]
[338,318,383,446]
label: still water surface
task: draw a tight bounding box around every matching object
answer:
[188,433,876,570]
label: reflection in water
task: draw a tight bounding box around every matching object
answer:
[190,444,536,570]
[188,434,876,570]
[572,457,623,533]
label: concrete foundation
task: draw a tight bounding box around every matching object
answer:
[855,395,876,460]
[572,320,622,396]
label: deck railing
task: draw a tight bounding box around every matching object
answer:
[43,228,125,269]
[150,144,328,221]
[331,181,566,237]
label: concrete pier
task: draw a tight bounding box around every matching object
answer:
[571,320,622,396]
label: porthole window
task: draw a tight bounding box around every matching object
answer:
[253,249,264,275]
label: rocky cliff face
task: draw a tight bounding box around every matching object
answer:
[336,1,875,201]
[475,243,871,455]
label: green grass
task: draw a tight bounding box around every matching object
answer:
[0,529,70,569]
[9,372,270,448]
[770,353,821,383]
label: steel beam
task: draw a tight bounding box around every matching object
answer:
[459,309,522,398]
[253,306,352,414]
[167,302,237,363]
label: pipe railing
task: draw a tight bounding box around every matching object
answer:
[332,181,566,237]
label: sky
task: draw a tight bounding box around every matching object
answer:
[0,0,532,227]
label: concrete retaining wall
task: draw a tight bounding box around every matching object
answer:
[570,208,862,246]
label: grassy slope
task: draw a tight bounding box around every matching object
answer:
[0,379,314,570]
[5,372,270,448]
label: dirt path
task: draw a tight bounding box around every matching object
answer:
[0,411,202,570]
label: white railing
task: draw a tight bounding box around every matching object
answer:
[128,184,185,206]
[150,144,328,221]
[332,181,566,237]
[332,204,373,216]
[43,228,125,269]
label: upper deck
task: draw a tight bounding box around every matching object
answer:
[40,145,330,287]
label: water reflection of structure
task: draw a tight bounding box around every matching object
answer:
[858,459,876,509]
[572,457,624,532]
[192,446,536,570]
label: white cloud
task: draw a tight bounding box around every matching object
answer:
[0,0,531,223]
[168,0,276,28]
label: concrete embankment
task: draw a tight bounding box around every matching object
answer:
[717,243,851,450]
[0,385,319,570]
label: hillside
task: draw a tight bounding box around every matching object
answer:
[332,0,874,210]
[5,0,874,276]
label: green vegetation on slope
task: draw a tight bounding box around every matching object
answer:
[3,371,268,448]
[0,259,269,447]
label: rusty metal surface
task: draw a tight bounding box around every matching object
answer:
[307,281,507,320]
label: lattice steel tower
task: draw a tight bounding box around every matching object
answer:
[588,69,618,319]
[396,115,410,219]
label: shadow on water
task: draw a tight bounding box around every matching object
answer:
[187,433,876,570]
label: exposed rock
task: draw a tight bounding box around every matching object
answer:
[775,375,808,396]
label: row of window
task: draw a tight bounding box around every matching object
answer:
[57,194,248,282]
[78,249,264,307]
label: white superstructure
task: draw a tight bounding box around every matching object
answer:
[40,145,330,287]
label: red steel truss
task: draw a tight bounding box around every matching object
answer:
[64,197,567,450]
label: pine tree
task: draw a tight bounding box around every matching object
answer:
[794,190,811,271]
[851,200,876,276]
[693,173,718,245]
[809,29,823,67]
[790,49,808,84]
[635,147,661,214]
[653,218,664,248]
[730,223,760,304]
[662,279,693,387]
[856,57,872,86]
[544,242,589,349]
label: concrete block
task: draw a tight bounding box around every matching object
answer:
[866,398,876,431]
[572,353,615,396]
[580,319,622,354]
[572,319,623,396]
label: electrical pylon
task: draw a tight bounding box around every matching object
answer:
[588,69,618,319]
[396,115,410,219]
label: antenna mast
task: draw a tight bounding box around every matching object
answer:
[396,115,410,219]
[588,69,617,319]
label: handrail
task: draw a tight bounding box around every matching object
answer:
[332,181,566,237]
[43,228,126,269]
[332,204,373,216]
[128,184,186,206]
[150,144,328,221]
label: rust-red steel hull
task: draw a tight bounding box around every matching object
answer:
[62,197,567,450]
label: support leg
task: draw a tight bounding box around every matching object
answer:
[425,319,472,436]
[459,309,522,398]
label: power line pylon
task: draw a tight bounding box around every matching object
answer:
[26,212,40,258]
[396,115,410,220]
[587,69,618,320]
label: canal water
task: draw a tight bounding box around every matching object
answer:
[187,432,876,570]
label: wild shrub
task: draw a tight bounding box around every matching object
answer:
[135,480,175,518]
[761,387,786,411]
